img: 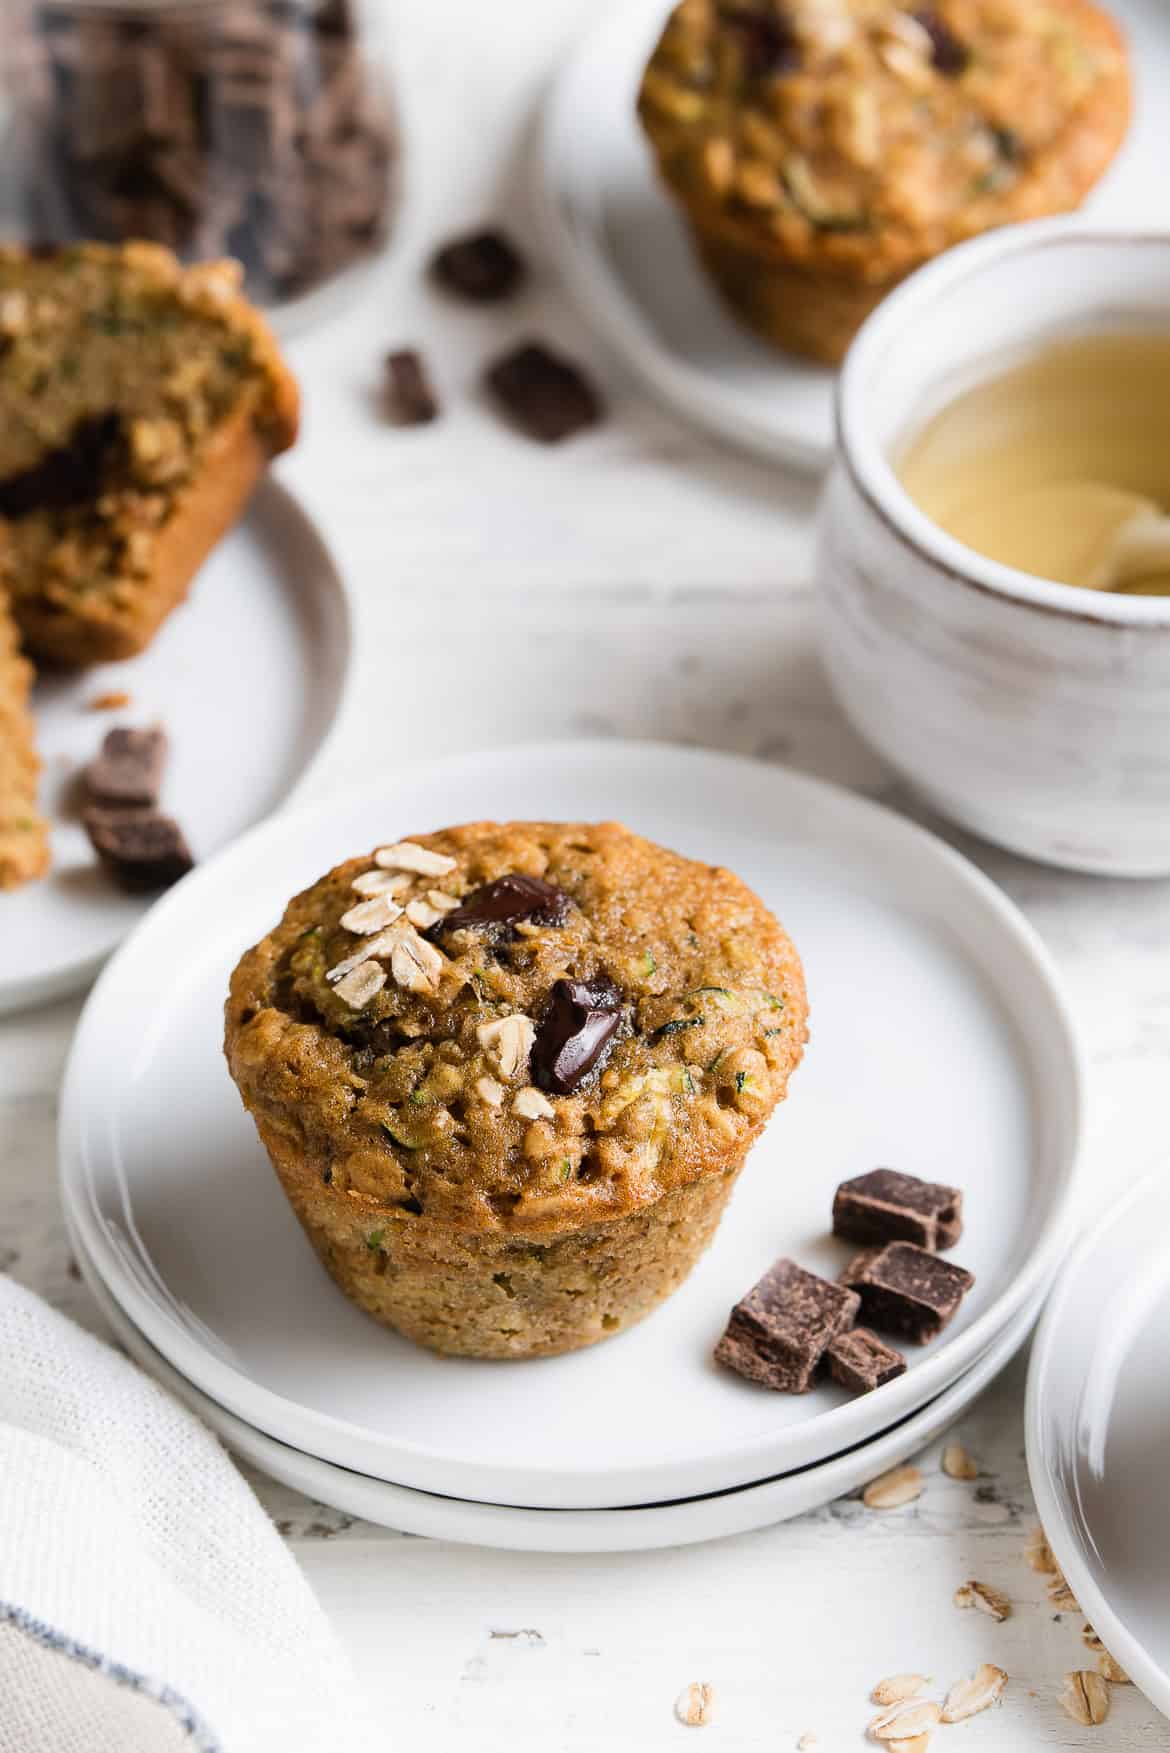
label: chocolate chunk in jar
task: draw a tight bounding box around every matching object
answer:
[714,1258,860,1393]
[484,342,603,444]
[840,1242,974,1344]
[431,228,526,302]
[85,725,167,808]
[435,873,570,933]
[832,1167,963,1252]
[84,807,194,892]
[531,975,625,1094]
[825,1327,906,1394]
[384,349,438,425]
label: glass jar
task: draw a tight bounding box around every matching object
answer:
[0,0,401,329]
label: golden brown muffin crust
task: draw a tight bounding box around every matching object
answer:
[638,0,1130,282]
[226,821,808,1240]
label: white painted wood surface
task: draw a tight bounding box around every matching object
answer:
[4,0,1170,1743]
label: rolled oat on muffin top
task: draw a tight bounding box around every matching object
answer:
[637,0,1129,358]
[225,821,808,1358]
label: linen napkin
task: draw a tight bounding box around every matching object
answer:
[0,1275,375,1753]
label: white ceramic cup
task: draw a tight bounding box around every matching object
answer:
[817,220,1170,877]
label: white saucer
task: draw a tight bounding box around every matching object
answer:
[536,0,1170,471]
[1027,1167,1170,1718]
[4,480,350,1015]
[72,1214,1043,1554]
[61,742,1082,1508]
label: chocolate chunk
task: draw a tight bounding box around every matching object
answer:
[85,725,167,808]
[825,1327,906,1394]
[914,10,970,75]
[724,8,800,77]
[385,349,438,425]
[484,343,603,444]
[431,228,525,302]
[832,1168,962,1253]
[84,807,193,892]
[0,413,121,518]
[714,1259,860,1393]
[840,1242,974,1344]
[531,975,624,1094]
[435,873,570,934]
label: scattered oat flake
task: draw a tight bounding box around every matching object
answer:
[87,689,132,711]
[1047,1574,1080,1612]
[1097,1652,1130,1684]
[374,840,457,877]
[674,1682,714,1727]
[326,925,402,983]
[351,868,410,899]
[871,1675,927,1707]
[406,898,443,929]
[942,1663,1008,1722]
[863,1465,923,1510]
[954,1580,1011,1621]
[513,1086,555,1120]
[426,888,459,912]
[1061,1670,1110,1726]
[389,923,444,993]
[796,1737,817,1751]
[332,961,386,1008]
[477,1013,536,1080]
[868,1698,940,1741]
[475,1076,504,1108]
[942,1442,979,1480]
[341,893,403,934]
[887,1737,930,1753]
[1025,1526,1058,1574]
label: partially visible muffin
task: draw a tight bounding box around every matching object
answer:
[0,242,298,667]
[225,821,808,1359]
[638,0,1130,362]
[0,583,48,889]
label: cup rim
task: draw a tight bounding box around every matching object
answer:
[837,217,1170,627]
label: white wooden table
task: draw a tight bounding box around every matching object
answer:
[5,2,1170,1744]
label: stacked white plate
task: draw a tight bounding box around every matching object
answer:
[59,743,1083,1552]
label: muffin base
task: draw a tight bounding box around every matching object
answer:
[692,224,902,366]
[256,1111,744,1359]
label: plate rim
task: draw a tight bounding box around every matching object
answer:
[3,475,352,1017]
[70,1210,1043,1554]
[1025,1164,1170,1719]
[60,739,1085,1507]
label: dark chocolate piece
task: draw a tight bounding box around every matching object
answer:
[85,725,167,808]
[84,807,193,892]
[435,874,570,934]
[531,975,624,1094]
[715,1259,860,1393]
[840,1242,974,1344]
[832,1167,962,1252]
[385,349,438,425]
[484,343,603,444]
[0,413,121,518]
[825,1327,906,1394]
[724,7,800,77]
[913,9,970,75]
[431,228,525,302]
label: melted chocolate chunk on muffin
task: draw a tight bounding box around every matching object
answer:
[225,820,808,1358]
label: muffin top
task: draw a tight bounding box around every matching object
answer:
[637,0,1129,279]
[225,821,808,1237]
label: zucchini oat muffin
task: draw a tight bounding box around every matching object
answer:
[0,584,49,889]
[638,0,1130,362]
[225,821,808,1359]
[0,242,298,666]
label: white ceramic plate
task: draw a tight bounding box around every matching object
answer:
[61,743,1082,1509]
[1027,1167,1170,1719]
[4,480,350,1015]
[535,0,1170,471]
[72,1213,1043,1554]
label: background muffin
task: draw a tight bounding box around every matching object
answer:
[225,820,808,1359]
[638,0,1130,363]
